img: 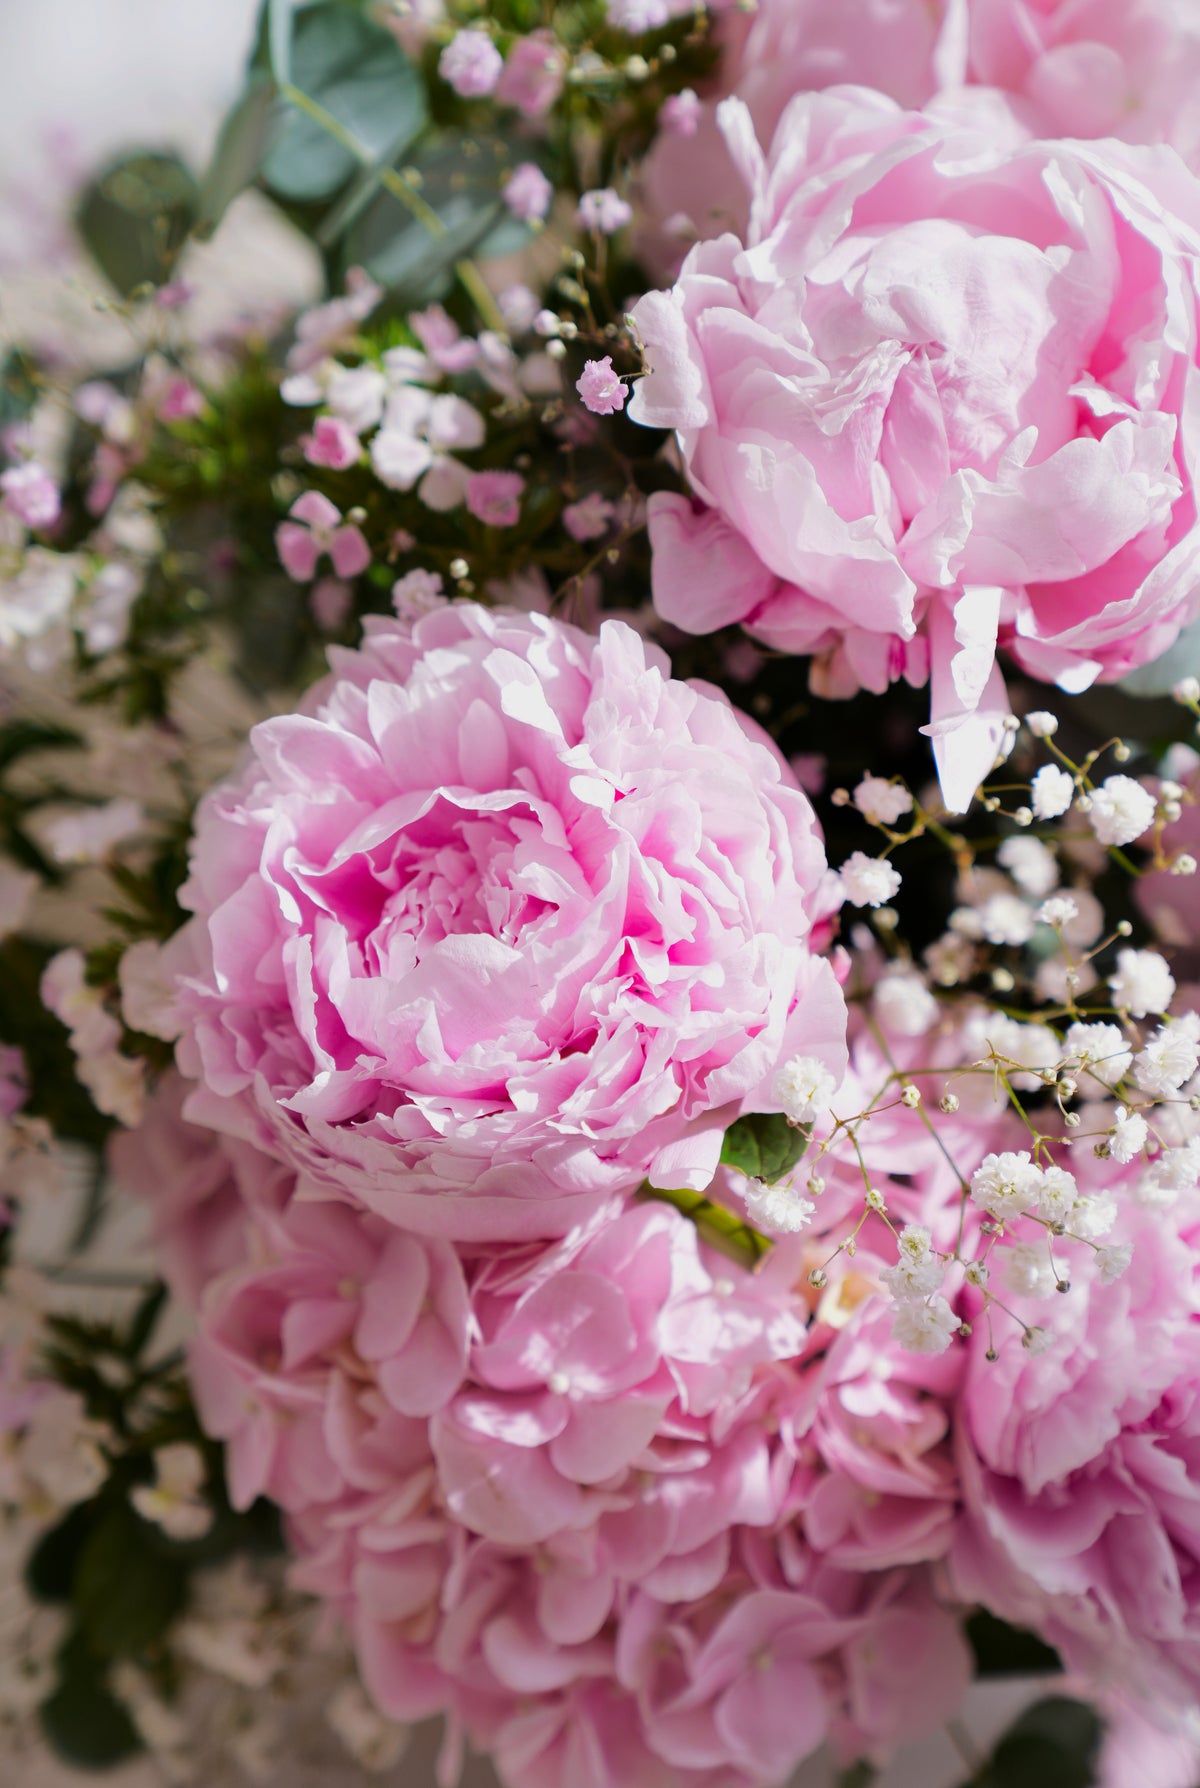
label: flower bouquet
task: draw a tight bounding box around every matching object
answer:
[4,2,1200,1783]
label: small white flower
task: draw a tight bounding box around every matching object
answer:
[997,835,1059,898]
[1172,677,1200,704]
[131,1444,213,1542]
[1067,1190,1117,1241]
[978,891,1036,947]
[970,1151,1043,1222]
[742,1177,816,1236]
[1109,1107,1149,1163]
[44,798,143,865]
[880,1224,945,1300]
[1096,1241,1134,1284]
[1148,1140,1200,1194]
[1035,893,1078,928]
[1172,853,1198,876]
[1134,1020,1200,1096]
[1088,775,1157,847]
[1035,1164,1078,1225]
[1022,1325,1054,1355]
[1031,763,1074,819]
[771,1055,837,1124]
[891,1295,959,1354]
[1025,711,1060,738]
[1109,947,1176,1019]
[1005,1240,1058,1298]
[873,969,938,1038]
[1063,1020,1132,1089]
[852,775,913,826]
[839,851,901,908]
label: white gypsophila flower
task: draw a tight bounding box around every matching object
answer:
[1060,888,1105,948]
[1136,1161,1181,1208]
[1174,677,1200,704]
[1068,1190,1118,1241]
[978,891,1037,947]
[770,1054,837,1124]
[997,835,1059,898]
[839,851,901,907]
[1109,1107,1149,1163]
[742,1177,816,1236]
[1110,947,1176,1018]
[1063,1020,1133,1088]
[1134,1020,1200,1096]
[1035,893,1078,927]
[1035,956,1098,1004]
[130,1444,213,1542]
[925,931,975,986]
[1034,1163,1079,1225]
[879,1224,944,1300]
[1004,1240,1058,1298]
[43,797,143,866]
[1022,1325,1054,1355]
[118,939,184,1042]
[1031,762,1074,819]
[873,969,938,1038]
[969,1151,1043,1222]
[1173,853,1198,876]
[891,1295,959,1354]
[1088,775,1158,847]
[852,774,913,826]
[1151,1140,1200,1192]
[1025,711,1059,738]
[327,1681,409,1773]
[1096,1241,1134,1284]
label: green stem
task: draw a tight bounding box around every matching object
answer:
[635,1182,771,1272]
[279,82,506,334]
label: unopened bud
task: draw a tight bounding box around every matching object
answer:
[939,1092,959,1113]
[808,1268,827,1291]
[901,1084,921,1108]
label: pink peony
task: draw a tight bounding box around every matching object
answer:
[632,91,1200,807]
[165,603,845,1241]
[951,1181,1200,1716]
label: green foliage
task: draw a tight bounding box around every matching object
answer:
[75,152,199,295]
[967,1610,1062,1679]
[720,1111,809,1185]
[194,73,279,237]
[76,1503,190,1658]
[40,1631,143,1770]
[637,1182,773,1270]
[963,1696,1102,1788]
[0,346,40,430]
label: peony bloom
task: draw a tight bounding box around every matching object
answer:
[952,1186,1200,1718]
[165,604,845,1241]
[632,90,1200,807]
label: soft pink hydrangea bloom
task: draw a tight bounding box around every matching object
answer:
[952,1183,1200,1715]
[503,162,554,224]
[438,28,503,98]
[302,415,361,471]
[632,91,1200,807]
[275,491,371,582]
[165,603,845,1240]
[466,469,524,528]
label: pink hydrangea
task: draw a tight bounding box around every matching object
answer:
[632,92,1200,808]
[466,469,524,528]
[503,162,554,224]
[164,603,845,1241]
[951,1180,1200,1716]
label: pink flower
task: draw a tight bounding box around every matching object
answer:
[302,414,362,471]
[438,28,503,98]
[577,189,633,235]
[632,92,1200,809]
[409,304,478,374]
[496,31,566,118]
[275,491,371,582]
[576,358,626,416]
[952,1181,1200,1716]
[466,469,524,528]
[165,603,845,1241]
[286,268,381,375]
[660,89,701,137]
[563,494,614,542]
[1,462,60,530]
[502,162,553,224]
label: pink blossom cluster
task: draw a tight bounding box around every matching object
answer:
[632,90,1200,807]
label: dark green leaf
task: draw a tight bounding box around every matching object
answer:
[261,6,426,203]
[194,75,278,238]
[26,1501,99,1605]
[75,153,199,295]
[124,1282,168,1360]
[967,1611,1062,1680]
[75,1502,188,1657]
[268,0,297,83]
[0,717,80,774]
[720,1112,808,1185]
[0,347,40,430]
[40,1637,142,1770]
[837,1767,876,1788]
[968,1697,1102,1788]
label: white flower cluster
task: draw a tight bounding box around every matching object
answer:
[39,948,145,1126]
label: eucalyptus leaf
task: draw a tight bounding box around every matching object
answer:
[966,1697,1102,1788]
[720,1112,808,1185]
[75,152,199,295]
[261,5,426,203]
[195,74,278,238]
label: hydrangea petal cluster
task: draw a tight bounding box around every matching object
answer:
[165,604,846,1241]
[632,90,1200,808]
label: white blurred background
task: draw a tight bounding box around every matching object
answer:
[0,5,1048,1784]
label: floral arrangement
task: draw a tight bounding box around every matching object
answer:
[4,2,1200,1784]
